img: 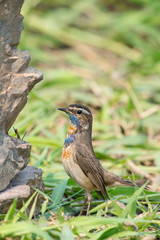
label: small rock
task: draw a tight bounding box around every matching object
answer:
[0,135,30,192]
[0,166,44,215]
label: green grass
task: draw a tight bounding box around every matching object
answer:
[1,0,160,239]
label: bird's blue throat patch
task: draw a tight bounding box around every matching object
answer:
[69,114,80,126]
[65,134,75,144]
[64,114,80,145]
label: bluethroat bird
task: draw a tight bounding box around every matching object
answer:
[58,104,146,216]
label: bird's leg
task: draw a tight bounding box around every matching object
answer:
[79,191,92,216]
[86,192,92,216]
[79,198,88,216]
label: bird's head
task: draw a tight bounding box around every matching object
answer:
[58,104,92,131]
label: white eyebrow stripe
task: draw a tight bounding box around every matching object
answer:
[81,108,91,115]
[71,106,91,115]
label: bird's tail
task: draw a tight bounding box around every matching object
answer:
[103,170,149,190]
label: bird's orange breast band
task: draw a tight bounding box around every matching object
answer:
[67,124,77,135]
[62,146,72,160]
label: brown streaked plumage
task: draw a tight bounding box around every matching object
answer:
[58,104,147,216]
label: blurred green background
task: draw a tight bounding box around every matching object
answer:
[6,0,160,238]
[14,0,160,184]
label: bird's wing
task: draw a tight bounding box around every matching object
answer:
[74,144,110,198]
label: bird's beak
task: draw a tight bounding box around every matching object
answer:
[57,107,66,112]
[58,107,72,115]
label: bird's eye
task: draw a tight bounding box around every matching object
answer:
[77,110,82,114]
